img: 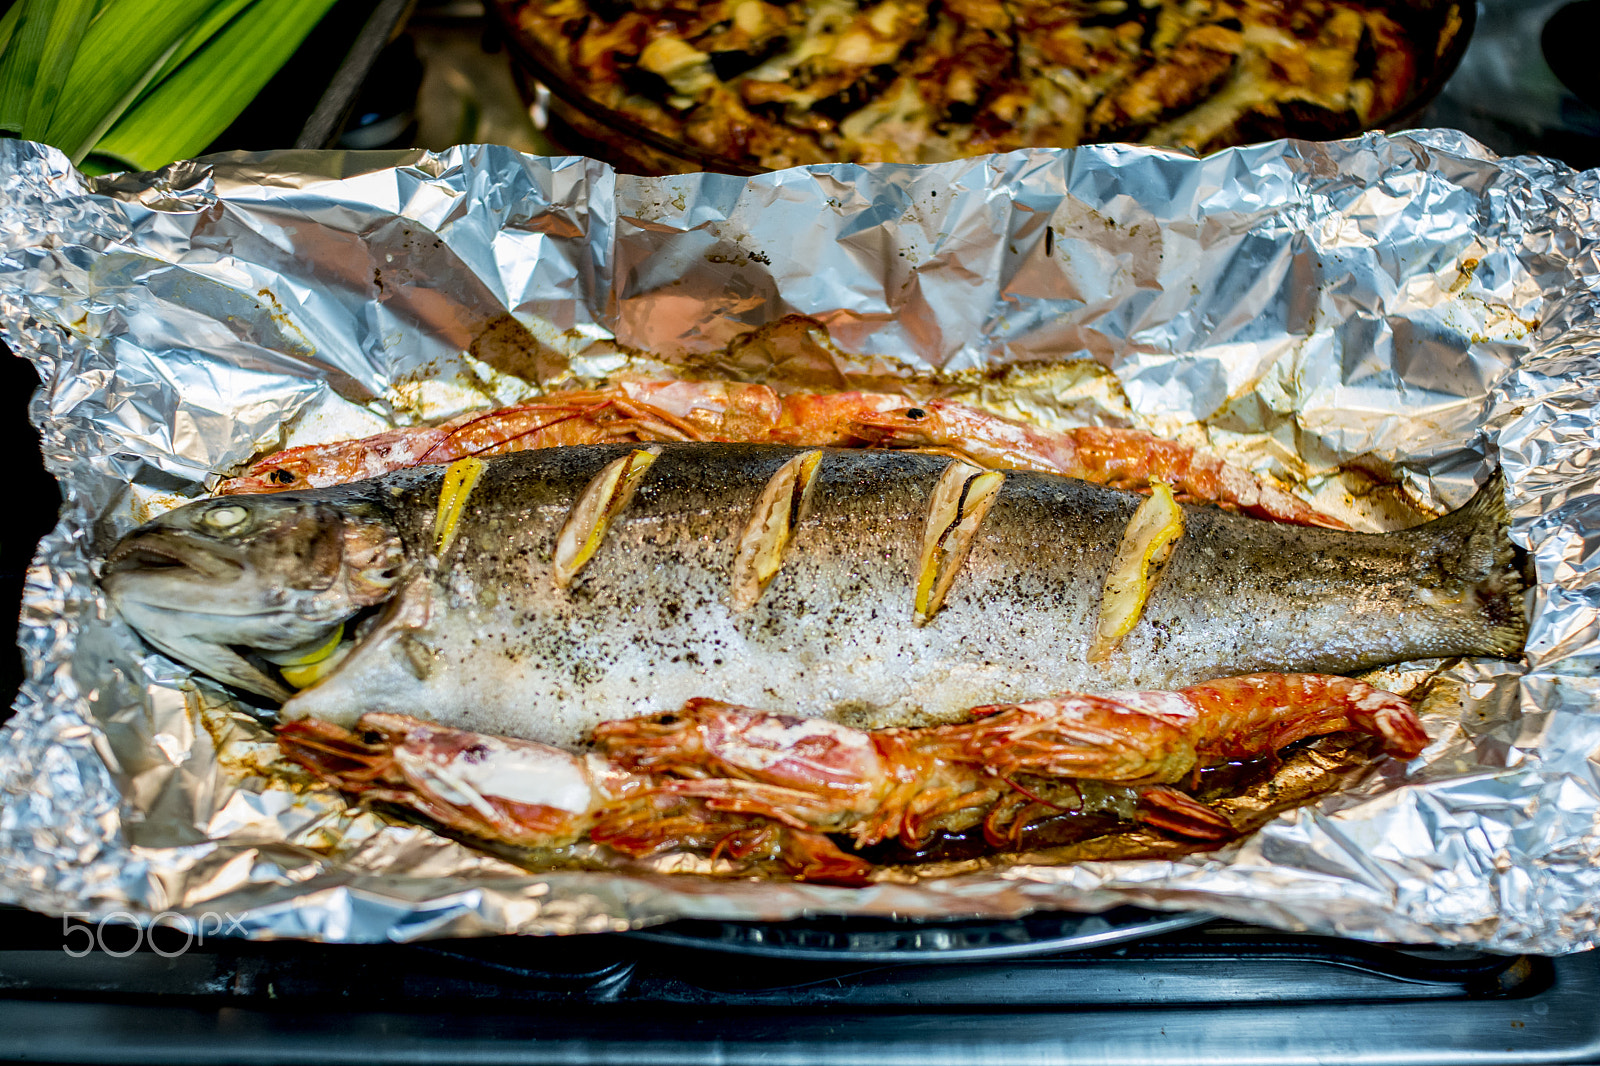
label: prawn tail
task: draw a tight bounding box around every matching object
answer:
[1134,784,1237,841]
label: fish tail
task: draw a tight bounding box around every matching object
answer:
[1417,471,1527,659]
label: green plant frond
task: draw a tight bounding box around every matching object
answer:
[42,0,237,161]
[95,0,340,171]
[22,0,96,139]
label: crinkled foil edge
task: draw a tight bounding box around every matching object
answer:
[0,135,1598,950]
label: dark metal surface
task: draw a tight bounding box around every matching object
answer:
[624,907,1214,963]
[296,0,420,149]
[0,904,1593,1065]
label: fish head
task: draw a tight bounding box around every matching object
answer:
[101,494,405,701]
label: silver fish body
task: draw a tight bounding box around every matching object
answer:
[102,443,1527,748]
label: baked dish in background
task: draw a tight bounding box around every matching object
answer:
[499,0,1467,172]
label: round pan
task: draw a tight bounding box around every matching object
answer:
[488,0,1476,177]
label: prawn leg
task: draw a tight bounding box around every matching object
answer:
[953,673,1427,784]
[1134,784,1236,840]
[590,795,874,884]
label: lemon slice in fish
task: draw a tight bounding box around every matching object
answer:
[279,645,351,689]
[434,456,487,556]
[553,448,660,588]
[914,464,1005,625]
[1091,482,1184,662]
[260,623,350,690]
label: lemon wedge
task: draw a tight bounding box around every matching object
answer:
[553,448,660,588]
[260,623,348,690]
[1090,482,1184,662]
[434,456,487,556]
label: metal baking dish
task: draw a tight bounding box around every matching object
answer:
[487,0,1476,175]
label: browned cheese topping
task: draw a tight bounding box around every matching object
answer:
[514,0,1420,169]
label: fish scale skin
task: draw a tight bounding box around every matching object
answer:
[258,443,1523,749]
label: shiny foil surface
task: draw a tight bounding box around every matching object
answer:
[0,133,1596,952]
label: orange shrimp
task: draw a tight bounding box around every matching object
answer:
[594,673,1422,850]
[221,379,1344,528]
[275,671,1423,883]
[276,706,1223,883]
[275,711,875,884]
[217,389,707,495]
[845,401,1348,528]
[593,699,1235,851]
[951,673,1428,784]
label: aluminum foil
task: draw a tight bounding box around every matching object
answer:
[1,132,1598,953]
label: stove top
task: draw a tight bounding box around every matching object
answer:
[1,904,1594,1065]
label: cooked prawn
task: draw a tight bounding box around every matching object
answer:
[276,673,1423,882]
[218,379,1343,527]
[275,711,877,884]
[845,402,1345,528]
[594,673,1423,849]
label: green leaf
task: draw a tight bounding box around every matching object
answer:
[22,0,96,139]
[0,2,27,60]
[42,0,233,161]
[0,0,55,134]
[133,0,254,94]
[95,0,340,171]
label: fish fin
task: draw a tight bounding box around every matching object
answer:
[1418,470,1527,659]
[145,631,293,702]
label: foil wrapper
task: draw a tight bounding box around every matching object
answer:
[1,133,1598,953]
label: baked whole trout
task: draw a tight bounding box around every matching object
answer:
[101,443,1527,748]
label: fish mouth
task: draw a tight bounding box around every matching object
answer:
[117,625,297,704]
[103,526,371,701]
[102,544,188,574]
[103,532,246,582]
[230,645,304,702]
[102,610,371,705]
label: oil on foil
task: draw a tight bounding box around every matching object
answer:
[0,132,1597,951]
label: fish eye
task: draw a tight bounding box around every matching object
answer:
[268,469,296,485]
[202,505,250,532]
[904,407,927,420]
